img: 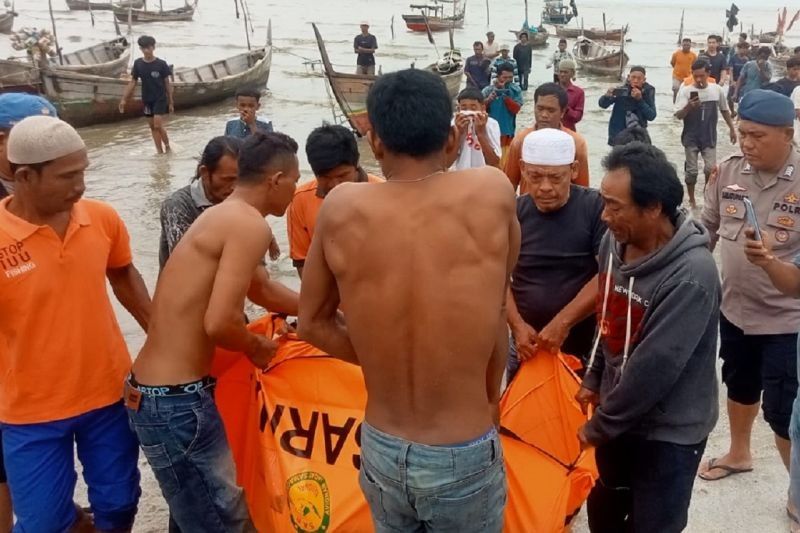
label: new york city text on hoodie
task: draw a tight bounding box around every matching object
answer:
[582,211,721,447]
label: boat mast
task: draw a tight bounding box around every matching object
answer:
[485,0,489,26]
[677,9,684,45]
[47,0,63,65]
[524,0,528,25]
[237,0,251,51]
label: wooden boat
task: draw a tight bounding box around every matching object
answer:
[0,37,130,93]
[40,36,271,127]
[573,36,628,77]
[508,27,549,48]
[542,0,576,25]
[66,0,144,11]
[312,22,462,137]
[0,10,16,34]
[112,0,197,22]
[402,1,465,32]
[556,26,625,41]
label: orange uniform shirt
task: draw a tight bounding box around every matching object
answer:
[503,125,591,193]
[0,198,133,424]
[287,175,383,266]
[671,50,698,81]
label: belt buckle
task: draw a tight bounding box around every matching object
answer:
[124,383,143,412]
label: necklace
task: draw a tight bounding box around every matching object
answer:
[385,169,445,183]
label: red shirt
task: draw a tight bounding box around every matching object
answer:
[562,83,585,132]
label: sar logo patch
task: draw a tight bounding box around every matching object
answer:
[786,193,799,205]
[776,229,791,243]
[786,165,796,178]
[725,204,738,215]
[287,472,331,533]
[778,216,796,228]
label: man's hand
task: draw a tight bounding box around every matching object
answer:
[534,318,570,354]
[575,386,600,415]
[474,111,488,134]
[486,90,498,104]
[269,235,281,261]
[577,424,593,450]
[744,228,776,267]
[241,108,257,127]
[118,101,126,114]
[168,102,175,114]
[631,87,643,101]
[687,96,701,110]
[247,335,279,370]
[454,112,471,138]
[605,88,614,97]
[729,127,737,144]
[511,321,537,361]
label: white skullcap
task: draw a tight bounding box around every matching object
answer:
[522,128,575,166]
[7,115,86,165]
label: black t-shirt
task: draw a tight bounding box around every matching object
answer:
[700,52,728,82]
[132,57,172,103]
[767,77,800,97]
[511,186,606,358]
[354,34,378,66]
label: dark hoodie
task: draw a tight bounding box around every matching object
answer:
[582,210,720,446]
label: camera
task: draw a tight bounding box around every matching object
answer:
[612,86,630,98]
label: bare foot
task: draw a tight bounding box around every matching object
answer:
[697,455,753,481]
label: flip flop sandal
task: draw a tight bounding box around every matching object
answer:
[697,457,753,481]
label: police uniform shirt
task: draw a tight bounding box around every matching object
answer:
[702,149,800,335]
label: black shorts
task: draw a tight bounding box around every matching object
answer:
[143,98,168,117]
[0,431,5,484]
[719,313,798,439]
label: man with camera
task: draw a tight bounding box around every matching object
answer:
[482,64,523,161]
[675,59,737,209]
[598,66,657,146]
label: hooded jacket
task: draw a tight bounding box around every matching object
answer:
[582,211,720,446]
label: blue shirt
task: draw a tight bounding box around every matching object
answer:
[224,118,274,138]
[738,61,773,99]
[465,55,492,90]
[482,83,523,137]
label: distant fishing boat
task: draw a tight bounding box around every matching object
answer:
[312,22,462,136]
[0,9,17,34]
[65,0,144,11]
[573,35,628,77]
[556,26,625,41]
[111,0,197,23]
[41,36,271,127]
[0,37,130,94]
[508,26,549,48]
[402,0,465,32]
[542,0,577,26]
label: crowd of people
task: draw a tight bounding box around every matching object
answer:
[2,22,800,533]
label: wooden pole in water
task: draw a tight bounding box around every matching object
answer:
[524,0,528,24]
[391,15,395,40]
[88,1,95,27]
[233,0,239,19]
[485,0,489,26]
[159,0,163,13]
[619,26,626,80]
[47,0,63,65]
[239,0,251,51]
[677,10,684,45]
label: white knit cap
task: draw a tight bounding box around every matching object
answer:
[7,115,86,165]
[522,128,575,166]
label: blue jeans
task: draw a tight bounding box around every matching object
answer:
[126,382,255,533]
[359,422,506,533]
[790,391,800,515]
[2,401,140,532]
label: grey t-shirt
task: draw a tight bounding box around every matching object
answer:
[158,179,213,270]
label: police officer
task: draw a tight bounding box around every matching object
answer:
[699,90,800,503]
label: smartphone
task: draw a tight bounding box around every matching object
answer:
[690,91,699,99]
[743,197,762,241]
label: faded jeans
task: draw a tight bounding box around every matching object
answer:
[684,144,716,186]
[359,421,507,532]
[127,383,255,533]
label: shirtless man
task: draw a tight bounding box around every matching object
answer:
[299,68,520,532]
[126,132,301,532]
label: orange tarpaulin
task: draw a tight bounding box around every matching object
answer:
[214,316,597,532]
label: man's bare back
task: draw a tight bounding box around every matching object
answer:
[132,199,272,384]
[301,166,519,445]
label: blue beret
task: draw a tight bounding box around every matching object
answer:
[0,93,57,129]
[738,89,795,127]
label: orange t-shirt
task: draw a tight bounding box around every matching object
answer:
[0,198,133,424]
[671,50,698,81]
[287,174,383,265]
[503,125,591,193]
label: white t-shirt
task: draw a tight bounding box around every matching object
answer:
[484,41,499,57]
[451,116,502,171]
[792,85,800,146]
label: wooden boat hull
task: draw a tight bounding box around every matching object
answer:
[574,38,628,77]
[41,48,271,127]
[0,59,41,92]
[66,0,143,11]
[556,27,624,41]
[0,11,16,34]
[509,28,549,48]
[112,4,196,22]
[312,23,462,137]
[401,14,464,32]
[542,13,572,25]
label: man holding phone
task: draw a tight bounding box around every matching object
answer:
[675,59,737,209]
[482,64,523,162]
[598,66,657,145]
[699,91,800,519]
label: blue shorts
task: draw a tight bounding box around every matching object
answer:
[1,401,141,532]
[359,421,507,533]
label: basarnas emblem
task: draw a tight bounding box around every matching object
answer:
[744,163,753,172]
[725,184,747,192]
[776,229,791,243]
[725,204,738,215]
[786,193,799,205]
[778,216,796,228]
[786,165,796,178]
[287,471,331,533]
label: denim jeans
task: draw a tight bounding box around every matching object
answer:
[790,391,800,515]
[587,435,707,533]
[126,383,255,533]
[359,421,506,533]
